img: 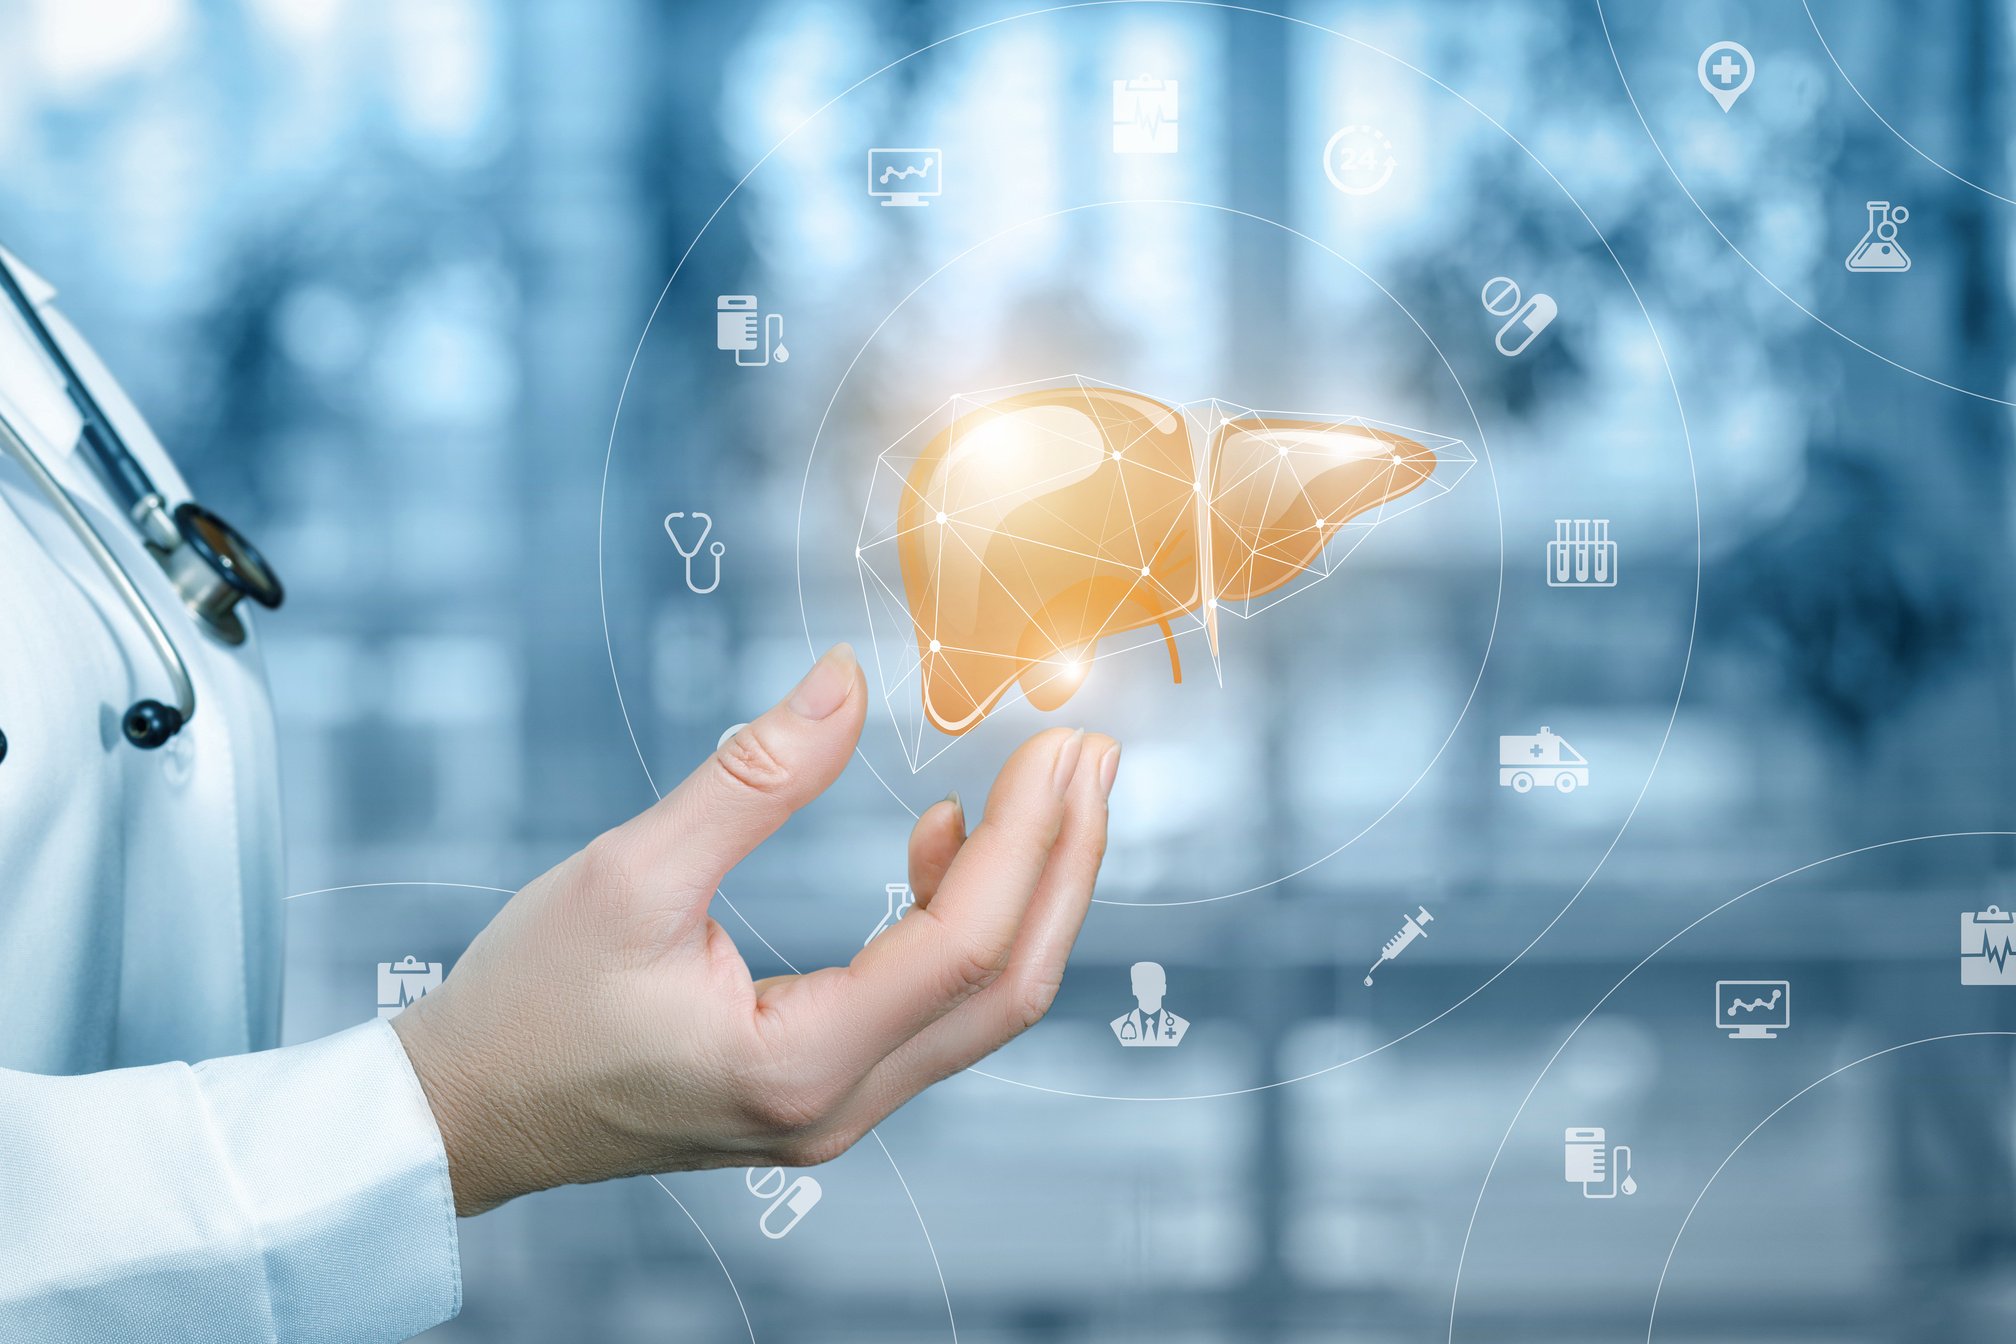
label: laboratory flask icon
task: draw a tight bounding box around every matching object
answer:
[864,882,914,947]
[1480,275,1557,357]
[1845,202,1911,272]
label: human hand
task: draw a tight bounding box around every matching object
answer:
[390,644,1119,1216]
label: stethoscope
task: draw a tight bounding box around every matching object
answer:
[1118,1007,1176,1040]
[662,510,723,595]
[0,248,283,757]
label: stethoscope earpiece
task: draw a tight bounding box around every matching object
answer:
[122,700,184,750]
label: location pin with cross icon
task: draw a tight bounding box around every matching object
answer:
[1698,41,1755,112]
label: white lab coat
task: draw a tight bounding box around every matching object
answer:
[1108,1006,1189,1047]
[0,253,460,1340]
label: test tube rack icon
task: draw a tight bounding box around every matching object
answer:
[1546,518,1616,588]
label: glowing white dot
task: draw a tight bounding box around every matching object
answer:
[1140,565,1151,576]
[1109,448,1122,461]
[1278,442,1291,457]
[854,547,862,558]
[1193,481,1204,494]
[928,639,941,653]
[1315,518,1327,529]
[935,510,948,525]
[1205,598,1218,610]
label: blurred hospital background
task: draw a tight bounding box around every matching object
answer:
[4,0,2015,1339]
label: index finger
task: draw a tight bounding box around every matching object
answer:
[598,644,865,926]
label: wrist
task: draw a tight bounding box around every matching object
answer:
[390,1002,558,1216]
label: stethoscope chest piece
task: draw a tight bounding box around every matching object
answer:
[161,500,284,646]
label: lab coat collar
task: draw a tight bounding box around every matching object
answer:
[0,246,57,307]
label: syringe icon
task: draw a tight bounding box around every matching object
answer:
[1363,904,1434,986]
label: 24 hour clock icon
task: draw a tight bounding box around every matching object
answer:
[1323,124,1397,195]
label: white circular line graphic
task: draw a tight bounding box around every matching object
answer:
[795,198,1503,908]
[1592,0,2014,407]
[1801,1,2015,207]
[1646,1031,2016,1342]
[1444,830,2016,1342]
[593,0,1699,1103]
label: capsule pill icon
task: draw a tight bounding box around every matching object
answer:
[746,1167,823,1239]
[1481,275,1557,357]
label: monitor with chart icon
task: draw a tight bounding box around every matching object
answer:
[1715,979,1790,1039]
[868,147,941,206]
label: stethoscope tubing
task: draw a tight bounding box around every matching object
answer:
[0,251,158,525]
[0,407,196,729]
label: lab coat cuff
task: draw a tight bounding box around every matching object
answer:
[191,1020,462,1341]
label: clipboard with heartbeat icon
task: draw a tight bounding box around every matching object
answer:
[1112,76,1179,154]
[1960,905,2016,985]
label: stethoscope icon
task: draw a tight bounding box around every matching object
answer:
[663,511,724,595]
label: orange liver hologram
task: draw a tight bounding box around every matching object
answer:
[856,377,1472,753]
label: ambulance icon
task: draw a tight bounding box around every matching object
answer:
[1499,727,1589,794]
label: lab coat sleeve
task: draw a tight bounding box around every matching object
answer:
[0,1020,461,1342]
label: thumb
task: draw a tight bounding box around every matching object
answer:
[602,643,866,913]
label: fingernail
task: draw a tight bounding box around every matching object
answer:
[1098,742,1122,798]
[787,644,856,720]
[1051,728,1087,793]
[943,790,963,821]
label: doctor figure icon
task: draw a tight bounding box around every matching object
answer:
[1111,961,1190,1047]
